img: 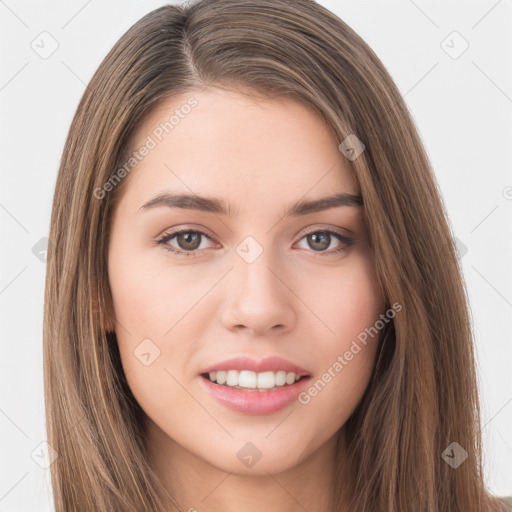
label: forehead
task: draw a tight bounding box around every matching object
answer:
[121,88,359,210]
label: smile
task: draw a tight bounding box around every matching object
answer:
[199,357,311,415]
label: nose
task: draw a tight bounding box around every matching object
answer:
[219,250,297,336]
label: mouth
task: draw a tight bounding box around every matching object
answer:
[198,357,312,415]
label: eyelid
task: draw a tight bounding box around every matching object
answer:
[156,223,218,241]
[298,223,353,239]
[155,222,351,241]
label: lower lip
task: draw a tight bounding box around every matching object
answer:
[200,375,311,415]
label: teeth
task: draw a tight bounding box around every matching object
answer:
[257,371,275,389]
[206,370,304,390]
[239,370,257,388]
[275,370,286,386]
[226,370,238,386]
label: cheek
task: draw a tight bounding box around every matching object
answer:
[297,250,384,347]
[107,238,208,404]
[108,241,210,338]
[294,254,383,417]
[107,250,204,429]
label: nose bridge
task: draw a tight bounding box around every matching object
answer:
[233,236,284,303]
[220,235,296,333]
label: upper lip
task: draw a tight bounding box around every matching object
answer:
[200,356,310,376]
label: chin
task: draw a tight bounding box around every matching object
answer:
[191,429,321,476]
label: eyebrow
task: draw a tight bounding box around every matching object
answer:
[139,191,363,217]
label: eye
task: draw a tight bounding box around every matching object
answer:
[156,229,216,257]
[156,226,354,257]
[295,229,354,255]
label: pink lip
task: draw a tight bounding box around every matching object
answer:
[199,356,311,416]
[199,375,311,415]
[200,356,310,376]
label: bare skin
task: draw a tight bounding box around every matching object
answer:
[107,87,385,512]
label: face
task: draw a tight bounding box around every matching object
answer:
[107,87,385,477]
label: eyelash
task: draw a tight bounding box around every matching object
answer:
[155,226,355,258]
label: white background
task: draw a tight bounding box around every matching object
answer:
[0,1,511,510]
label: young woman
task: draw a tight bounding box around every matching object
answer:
[43,0,512,511]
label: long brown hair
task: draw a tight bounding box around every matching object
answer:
[43,1,510,510]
